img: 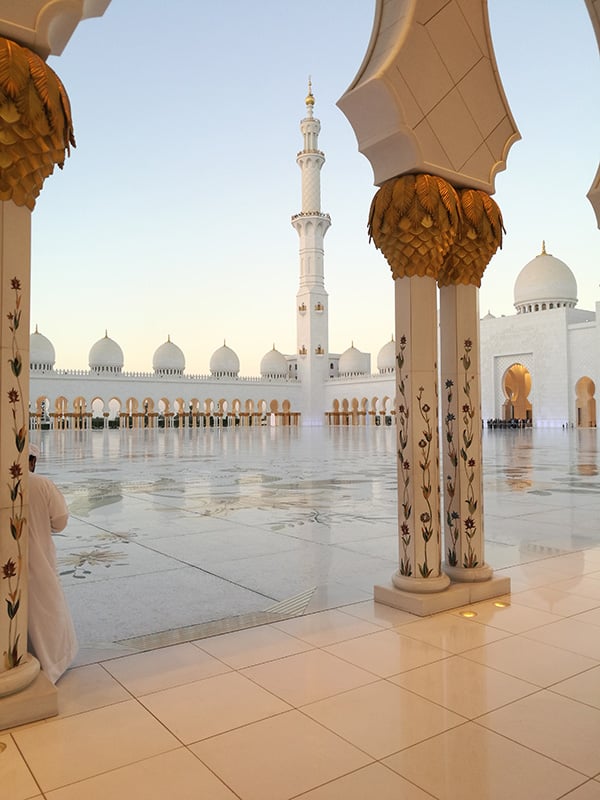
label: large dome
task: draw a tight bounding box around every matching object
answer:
[377,336,395,374]
[30,326,55,371]
[89,331,124,373]
[153,336,185,375]
[210,342,240,377]
[338,344,366,376]
[260,345,287,378]
[514,244,577,313]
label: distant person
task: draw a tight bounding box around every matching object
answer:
[28,443,78,683]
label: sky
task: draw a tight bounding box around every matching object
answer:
[30,0,600,375]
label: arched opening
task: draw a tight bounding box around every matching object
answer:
[576,376,596,427]
[502,363,532,423]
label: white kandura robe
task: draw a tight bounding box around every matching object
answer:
[28,472,78,684]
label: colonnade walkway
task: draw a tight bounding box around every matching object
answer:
[4,426,600,798]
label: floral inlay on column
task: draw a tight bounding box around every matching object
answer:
[3,277,27,669]
[416,386,435,577]
[444,379,459,567]
[396,335,412,576]
[460,337,479,568]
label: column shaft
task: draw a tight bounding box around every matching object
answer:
[392,276,449,593]
[440,283,492,581]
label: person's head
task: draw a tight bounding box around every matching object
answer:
[29,443,40,473]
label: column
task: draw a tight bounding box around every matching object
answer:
[438,187,506,586]
[391,275,449,593]
[440,283,491,580]
[0,37,75,723]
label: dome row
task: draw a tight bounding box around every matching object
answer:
[30,329,398,377]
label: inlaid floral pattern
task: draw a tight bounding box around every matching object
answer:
[444,379,459,566]
[460,338,479,568]
[396,335,412,576]
[2,277,26,669]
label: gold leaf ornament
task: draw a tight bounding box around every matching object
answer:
[0,38,74,210]
[368,174,462,280]
[438,189,504,287]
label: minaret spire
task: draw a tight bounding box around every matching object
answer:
[292,80,331,425]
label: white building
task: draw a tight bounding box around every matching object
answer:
[30,88,397,430]
[480,243,598,427]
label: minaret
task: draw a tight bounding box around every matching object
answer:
[292,80,331,425]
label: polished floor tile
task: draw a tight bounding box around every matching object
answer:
[508,586,600,616]
[11,700,179,792]
[463,634,598,686]
[102,641,231,695]
[449,597,563,633]
[551,665,600,709]
[478,690,600,775]
[302,679,464,759]
[323,628,449,677]
[391,655,538,717]
[523,617,600,660]
[55,663,131,717]
[6,427,600,799]
[44,748,238,800]
[191,710,372,800]
[195,623,313,668]
[384,722,584,800]
[138,670,290,743]
[240,648,376,706]
[0,734,40,800]
[293,762,435,799]
[399,612,510,653]
[339,599,417,628]
[274,608,382,646]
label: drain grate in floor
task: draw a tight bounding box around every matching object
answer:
[116,587,317,652]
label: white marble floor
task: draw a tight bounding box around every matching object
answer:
[3,425,600,798]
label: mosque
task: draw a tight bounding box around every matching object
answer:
[29,87,400,431]
[480,243,599,427]
[29,92,598,431]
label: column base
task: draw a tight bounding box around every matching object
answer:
[375,574,511,617]
[0,671,58,731]
[392,571,451,594]
[443,562,494,583]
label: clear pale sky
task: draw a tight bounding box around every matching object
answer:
[30,1,599,375]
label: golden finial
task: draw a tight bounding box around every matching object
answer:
[306,76,315,106]
[541,240,547,255]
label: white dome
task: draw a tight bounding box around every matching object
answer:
[260,345,287,378]
[514,245,577,312]
[30,327,55,371]
[338,344,366,376]
[210,342,240,377]
[153,336,185,375]
[377,337,395,374]
[89,332,124,373]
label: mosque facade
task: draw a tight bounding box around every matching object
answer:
[480,244,599,428]
[29,95,597,431]
[29,88,398,430]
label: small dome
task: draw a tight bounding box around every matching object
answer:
[260,345,287,378]
[89,331,124,373]
[338,343,366,376]
[377,337,395,374]
[514,243,577,313]
[210,341,240,377]
[482,310,496,320]
[153,336,185,375]
[30,326,55,371]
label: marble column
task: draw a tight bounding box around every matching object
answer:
[0,36,75,725]
[391,275,449,593]
[439,283,492,581]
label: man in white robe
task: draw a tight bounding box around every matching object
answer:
[28,443,78,684]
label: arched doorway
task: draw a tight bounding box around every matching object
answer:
[502,363,532,423]
[576,376,596,427]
